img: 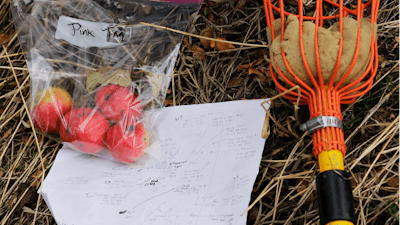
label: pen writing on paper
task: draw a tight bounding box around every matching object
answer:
[44,101,268,225]
[131,188,175,210]
[142,201,166,221]
[194,129,223,225]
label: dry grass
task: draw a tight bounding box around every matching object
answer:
[0,0,398,224]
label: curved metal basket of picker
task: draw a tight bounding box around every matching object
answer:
[262,0,380,224]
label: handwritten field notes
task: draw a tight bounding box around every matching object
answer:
[41,99,270,225]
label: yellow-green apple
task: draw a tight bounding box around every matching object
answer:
[31,87,72,133]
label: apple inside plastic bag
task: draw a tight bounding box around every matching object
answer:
[11,0,201,164]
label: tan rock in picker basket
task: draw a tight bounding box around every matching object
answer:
[267,15,377,87]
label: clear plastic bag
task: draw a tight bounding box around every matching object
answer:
[11,0,200,164]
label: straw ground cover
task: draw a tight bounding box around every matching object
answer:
[0,0,398,224]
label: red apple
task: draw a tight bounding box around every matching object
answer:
[105,121,149,163]
[31,87,72,133]
[95,84,142,123]
[59,107,110,154]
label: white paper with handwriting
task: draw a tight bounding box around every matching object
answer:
[41,99,269,225]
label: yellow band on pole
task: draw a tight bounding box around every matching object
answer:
[326,220,354,225]
[318,150,345,173]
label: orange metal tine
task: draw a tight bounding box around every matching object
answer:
[314,0,328,117]
[298,1,322,114]
[328,0,345,90]
[339,1,380,99]
[270,64,310,104]
[268,0,372,20]
[276,0,319,110]
[263,0,381,158]
[262,0,380,166]
[263,0,380,109]
[265,0,311,105]
[333,0,364,91]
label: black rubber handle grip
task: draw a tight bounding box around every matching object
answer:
[316,170,356,225]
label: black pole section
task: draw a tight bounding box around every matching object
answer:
[316,170,356,225]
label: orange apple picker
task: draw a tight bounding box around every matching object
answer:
[262,0,379,224]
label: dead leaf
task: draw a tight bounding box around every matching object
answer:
[249,68,272,83]
[0,170,3,178]
[210,37,235,54]
[261,113,270,139]
[199,27,215,49]
[0,33,12,45]
[238,58,264,71]
[275,127,289,137]
[21,120,30,128]
[295,178,316,202]
[240,98,248,100]
[101,67,132,88]
[238,64,250,71]
[387,177,399,187]
[228,76,244,86]
[192,45,205,60]
[303,160,316,169]
[2,128,12,140]
[210,40,215,48]
[351,173,368,188]
[259,68,269,74]
[207,12,214,22]
[24,136,30,144]
[253,58,264,66]
[167,89,172,94]
[237,0,246,9]
[249,68,271,83]
[248,206,259,222]
[350,176,358,188]
[238,59,271,83]
[86,66,132,93]
[285,0,301,6]
[32,170,43,178]
[205,0,220,7]
[183,37,191,50]
[13,183,38,215]
[258,49,269,57]
[378,54,385,64]
[38,135,45,145]
[164,99,173,106]
[248,68,264,76]
[306,10,315,17]
[0,108,4,114]
[377,166,399,187]
[295,178,310,197]
[258,69,272,83]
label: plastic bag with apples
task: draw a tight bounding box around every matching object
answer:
[11,0,200,164]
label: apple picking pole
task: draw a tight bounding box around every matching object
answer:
[262,0,380,224]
